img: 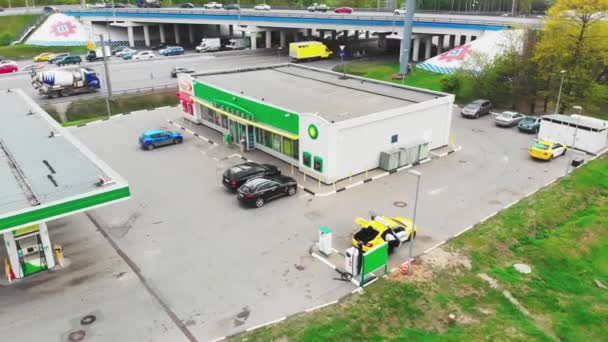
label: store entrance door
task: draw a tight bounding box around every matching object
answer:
[229,120,253,150]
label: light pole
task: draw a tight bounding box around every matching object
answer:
[565,105,582,175]
[407,169,421,263]
[555,69,566,114]
[339,45,346,79]
[398,0,416,75]
[99,34,113,118]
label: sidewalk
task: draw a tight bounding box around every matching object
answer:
[169,115,460,197]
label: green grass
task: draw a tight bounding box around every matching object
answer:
[56,89,179,126]
[241,156,608,341]
[0,14,40,46]
[0,45,87,61]
[335,62,446,92]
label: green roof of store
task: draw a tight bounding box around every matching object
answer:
[0,89,130,233]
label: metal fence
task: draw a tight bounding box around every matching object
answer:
[40,84,178,105]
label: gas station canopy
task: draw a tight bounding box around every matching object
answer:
[0,89,130,234]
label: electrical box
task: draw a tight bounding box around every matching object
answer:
[318,226,332,255]
[313,156,323,172]
[379,149,399,171]
[344,247,361,276]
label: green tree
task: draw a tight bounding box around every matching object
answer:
[532,0,608,113]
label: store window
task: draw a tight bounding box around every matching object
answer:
[391,134,399,144]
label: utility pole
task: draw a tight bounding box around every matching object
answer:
[398,0,416,75]
[555,70,566,114]
[408,170,421,264]
[99,34,113,118]
[511,0,517,16]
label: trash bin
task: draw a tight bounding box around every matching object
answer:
[572,158,584,167]
[318,226,332,255]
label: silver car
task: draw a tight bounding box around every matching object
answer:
[461,99,492,118]
[494,111,525,127]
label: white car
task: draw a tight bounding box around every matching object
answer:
[203,2,223,9]
[254,4,271,10]
[394,8,406,15]
[132,51,155,60]
[90,2,106,8]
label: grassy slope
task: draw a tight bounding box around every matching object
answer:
[0,14,39,45]
[0,45,87,61]
[242,156,608,341]
[55,89,179,126]
[336,63,445,92]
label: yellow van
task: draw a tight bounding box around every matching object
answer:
[289,41,333,62]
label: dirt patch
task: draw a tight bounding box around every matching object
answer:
[389,247,472,283]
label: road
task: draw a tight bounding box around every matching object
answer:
[0,50,292,104]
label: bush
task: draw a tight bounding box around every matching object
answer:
[440,74,460,93]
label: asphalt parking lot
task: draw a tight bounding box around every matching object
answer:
[0,106,573,341]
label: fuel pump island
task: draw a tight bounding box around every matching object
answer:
[0,89,130,282]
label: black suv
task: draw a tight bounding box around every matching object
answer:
[222,162,280,190]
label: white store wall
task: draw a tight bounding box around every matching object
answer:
[539,118,608,154]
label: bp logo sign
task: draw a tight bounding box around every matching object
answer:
[307,124,319,140]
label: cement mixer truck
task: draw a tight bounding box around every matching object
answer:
[31,67,101,98]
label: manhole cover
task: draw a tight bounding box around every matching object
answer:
[393,201,407,208]
[68,330,86,342]
[80,314,96,325]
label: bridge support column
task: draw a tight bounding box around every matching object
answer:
[174,24,181,44]
[443,34,451,49]
[465,35,472,43]
[250,33,257,50]
[265,31,272,48]
[354,30,359,39]
[127,26,135,47]
[279,30,286,48]
[229,25,234,37]
[331,31,337,40]
[449,35,456,49]
[307,28,312,37]
[425,37,432,60]
[143,25,151,47]
[216,25,221,35]
[159,24,166,44]
[412,38,420,62]
[437,35,443,54]
[188,24,195,44]
[378,33,387,50]
[365,31,370,39]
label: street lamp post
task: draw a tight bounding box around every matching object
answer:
[565,105,582,175]
[339,45,346,79]
[99,34,113,118]
[555,69,567,114]
[408,169,421,263]
[398,0,416,75]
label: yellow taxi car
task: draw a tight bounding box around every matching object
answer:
[529,139,567,160]
[33,52,53,62]
[352,215,419,253]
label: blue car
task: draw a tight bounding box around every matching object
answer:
[139,129,183,150]
[160,46,185,56]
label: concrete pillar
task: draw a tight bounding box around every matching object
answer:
[216,24,221,35]
[143,25,151,47]
[449,35,456,49]
[229,25,234,37]
[465,35,472,43]
[354,30,359,39]
[265,31,272,48]
[188,24,195,44]
[365,31,370,39]
[159,24,166,43]
[307,28,312,37]
[174,24,181,44]
[378,33,387,49]
[293,32,299,42]
[412,38,420,62]
[454,34,461,47]
[331,31,337,40]
[250,32,257,50]
[127,26,135,47]
[437,35,444,54]
[425,37,432,60]
[444,34,451,49]
[279,30,286,48]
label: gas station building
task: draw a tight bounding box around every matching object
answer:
[177,64,454,184]
[0,89,130,281]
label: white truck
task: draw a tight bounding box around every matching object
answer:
[31,68,101,98]
[225,38,250,50]
[85,46,112,62]
[195,38,222,53]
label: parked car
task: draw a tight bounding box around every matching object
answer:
[394,7,406,15]
[307,3,328,12]
[352,215,419,254]
[222,162,281,191]
[334,7,353,13]
[48,53,70,64]
[111,46,129,55]
[254,3,271,10]
[90,2,106,8]
[224,3,240,10]
[151,43,168,50]
[203,2,223,9]
[56,55,82,66]
[105,2,126,8]
[460,99,493,118]
[529,139,567,160]
[160,46,185,56]
[170,67,195,78]
[0,61,18,74]
[494,111,525,127]
[116,48,136,58]
[132,50,155,60]
[518,116,541,133]
[180,2,195,8]
[43,6,57,13]
[237,176,297,208]
[139,129,183,150]
[33,52,53,62]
